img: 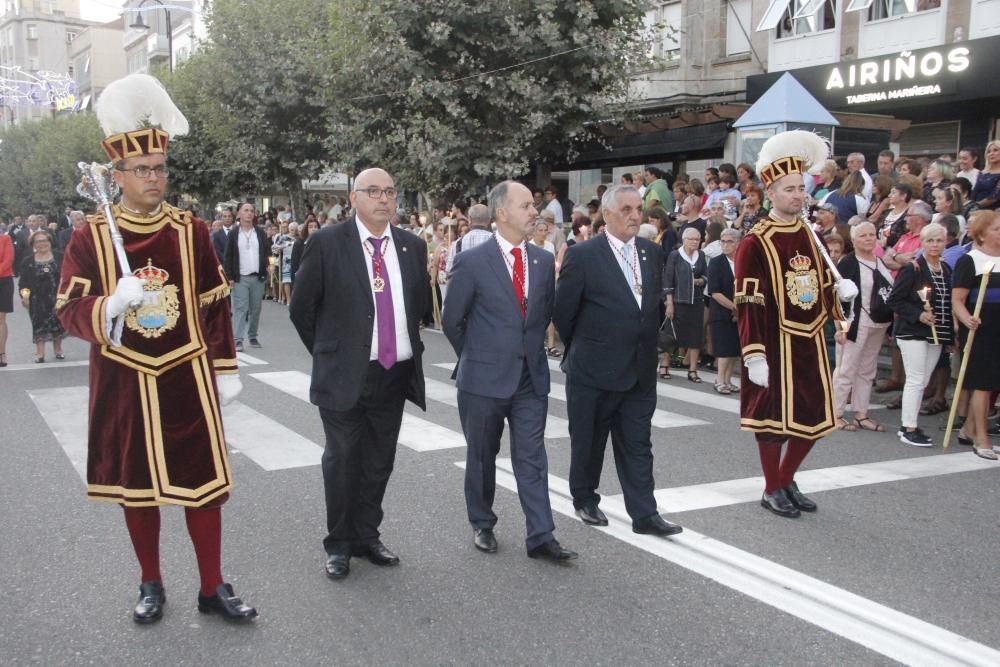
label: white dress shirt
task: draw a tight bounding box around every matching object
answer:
[605,230,642,306]
[494,232,530,299]
[237,225,260,275]
[356,217,413,363]
[445,227,492,274]
[544,198,564,224]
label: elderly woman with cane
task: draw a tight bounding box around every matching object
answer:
[951,212,1000,459]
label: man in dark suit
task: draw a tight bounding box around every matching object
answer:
[212,208,234,260]
[57,210,86,252]
[553,184,683,537]
[442,181,576,562]
[290,167,428,580]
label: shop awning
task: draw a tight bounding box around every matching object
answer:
[561,121,730,169]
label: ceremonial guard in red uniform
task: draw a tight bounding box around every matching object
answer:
[734,131,858,518]
[56,74,257,622]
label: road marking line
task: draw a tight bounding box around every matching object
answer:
[3,360,90,372]
[471,458,1000,667]
[28,386,90,483]
[221,401,322,470]
[236,351,269,367]
[250,370,467,452]
[433,363,708,429]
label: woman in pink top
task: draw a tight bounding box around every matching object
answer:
[0,233,13,366]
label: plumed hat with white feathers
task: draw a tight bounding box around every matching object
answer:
[95,74,189,163]
[755,130,830,188]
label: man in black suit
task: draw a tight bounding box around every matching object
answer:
[442,181,576,562]
[290,167,428,580]
[553,185,683,537]
[212,208,234,260]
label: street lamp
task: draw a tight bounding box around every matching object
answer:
[129,0,173,73]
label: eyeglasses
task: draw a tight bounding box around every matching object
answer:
[355,187,397,200]
[117,165,169,178]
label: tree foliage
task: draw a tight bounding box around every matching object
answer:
[324,0,651,198]
[0,113,105,217]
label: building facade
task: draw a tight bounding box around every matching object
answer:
[0,0,97,128]
[67,16,126,114]
[121,0,193,74]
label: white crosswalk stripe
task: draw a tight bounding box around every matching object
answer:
[249,371,468,452]
[433,362,710,430]
[236,351,269,367]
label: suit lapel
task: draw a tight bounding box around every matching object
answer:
[390,226,416,322]
[637,240,656,313]
[487,239,523,317]
[600,235,640,309]
[344,216,375,310]
[525,244,545,322]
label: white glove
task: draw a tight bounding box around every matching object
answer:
[216,374,243,406]
[745,357,769,389]
[835,279,859,301]
[106,276,146,319]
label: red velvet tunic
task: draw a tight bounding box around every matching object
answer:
[56,204,238,507]
[734,215,844,439]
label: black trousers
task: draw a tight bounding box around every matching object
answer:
[319,360,412,555]
[566,379,658,523]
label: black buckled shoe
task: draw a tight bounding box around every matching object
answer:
[197,583,258,621]
[761,489,801,518]
[783,481,817,512]
[133,581,165,624]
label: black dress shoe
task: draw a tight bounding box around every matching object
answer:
[527,539,578,561]
[361,542,400,566]
[133,580,165,624]
[473,528,498,553]
[324,553,350,579]
[632,514,684,537]
[575,504,608,526]
[783,481,817,512]
[197,583,257,620]
[761,489,801,518]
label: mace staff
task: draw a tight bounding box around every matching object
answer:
[77,161,132,276]
[942,261,995,448]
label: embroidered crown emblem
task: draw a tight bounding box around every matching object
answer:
[789,252,812,272]
[134,258,169,289]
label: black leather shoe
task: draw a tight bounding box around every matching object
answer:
[784,481,817,512]
[632,514,684,537]
[360,542,400,566]
[761,489,801,518]
[527,539,578,561]
[473,528,498,553]
[575,504,608,526]
[197,583,257,620]
[133,580,165,624]
[324,553,350,579]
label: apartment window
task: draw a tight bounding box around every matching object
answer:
[26,23,38,40]
[660,2,682,61]
[726,0,753,56]
[66,30,77,43]
[27,56,39,70]
[868,0,941,21]
[776,0,836,38]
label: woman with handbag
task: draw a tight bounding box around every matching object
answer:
[832,223,894,431]
[886,222,954,447]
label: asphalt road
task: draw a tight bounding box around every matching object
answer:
[2,298,998,666]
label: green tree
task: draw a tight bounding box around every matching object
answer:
[0,113,105,218]
[325,0,652,199]
[162,0,336,214]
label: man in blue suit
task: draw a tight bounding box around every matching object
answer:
[442,181,577,562]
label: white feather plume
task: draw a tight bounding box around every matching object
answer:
[755,130,830,175]
[95,74,189,138]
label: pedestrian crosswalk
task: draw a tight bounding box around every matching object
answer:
[27,360,733,480]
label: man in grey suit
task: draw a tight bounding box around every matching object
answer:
[442,181,577,562]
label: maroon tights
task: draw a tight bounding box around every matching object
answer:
[122,506,224,596]
[756,435,815,494]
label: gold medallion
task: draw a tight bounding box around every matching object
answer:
[373,276,385,293]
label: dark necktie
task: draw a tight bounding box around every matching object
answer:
[368,237,397,369]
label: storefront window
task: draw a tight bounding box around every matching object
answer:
[776,0,837,38]
[868,0,941,21]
